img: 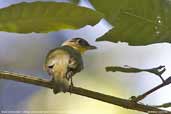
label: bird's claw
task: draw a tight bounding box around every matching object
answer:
[69,84,73,94]
[69,77,74,94]
[66,71,73,80]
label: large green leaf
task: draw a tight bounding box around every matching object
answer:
[90,0,171,45]
[0,2,103,33]
[70,0,80,4]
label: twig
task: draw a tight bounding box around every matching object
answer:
[154,102,171,108]
[131,76,171,102]
[0,71,170,113]
[106,65,166,82]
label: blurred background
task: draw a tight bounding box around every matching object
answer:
[0,0,171,114]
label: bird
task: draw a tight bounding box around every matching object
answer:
[44,38,97,94]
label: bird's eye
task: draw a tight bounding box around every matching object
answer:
[48,65,54,69]
[78,39,89,46]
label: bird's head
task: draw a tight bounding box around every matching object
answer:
[62,38,97,54]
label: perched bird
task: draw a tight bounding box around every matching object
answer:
[44,38,96,94]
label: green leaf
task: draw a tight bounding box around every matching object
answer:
[0,2,103,33]
[70,0,80,4]
[90,0,171,45]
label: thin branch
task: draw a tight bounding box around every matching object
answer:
[0,71,170,113]
[106,65,166,82]
[131,76,171,102]
[154,102,171,108]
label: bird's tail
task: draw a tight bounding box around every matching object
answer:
[52,75,69,94]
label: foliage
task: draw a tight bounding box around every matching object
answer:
[0,1,170,45]
[0,1,103,33]
[90,0,171,45]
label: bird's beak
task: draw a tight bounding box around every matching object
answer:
[87,45,97,50]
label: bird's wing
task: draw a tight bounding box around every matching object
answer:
[68,54,83,77]
[45,49,71,93]
[45,49,70,78]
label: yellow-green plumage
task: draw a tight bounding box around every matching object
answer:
[44,38,96,94]
[45,46,83,94]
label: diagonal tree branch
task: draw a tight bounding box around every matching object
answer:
[154,102,171,108]
[131,76,171,103]
[0,71,170,113]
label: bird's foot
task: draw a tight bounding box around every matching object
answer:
[69,84,73,95]
[66,71,73,80]
[69,77,74,95]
